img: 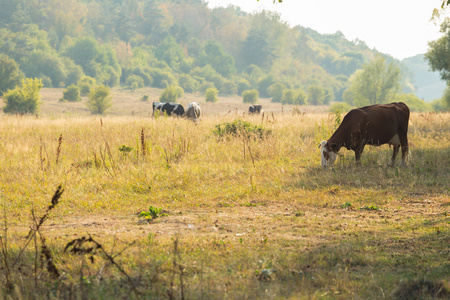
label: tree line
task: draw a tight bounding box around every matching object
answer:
[0,0,447,114]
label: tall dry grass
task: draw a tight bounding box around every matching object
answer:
[0,111,448,299]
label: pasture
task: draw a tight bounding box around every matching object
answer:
[0,88,449,299]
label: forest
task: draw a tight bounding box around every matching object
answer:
[0,0,429,107]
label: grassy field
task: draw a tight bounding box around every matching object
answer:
[0,88,449,299]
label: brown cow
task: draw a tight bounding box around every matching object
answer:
[319,102,410,167]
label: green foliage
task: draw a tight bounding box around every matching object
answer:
[242,89,259,104]
[345,55,401,106]
[159,86,184,103]
[125,74,144,90]
[205,87,218,103]
[269,83,286,103]
[197,40,236,77]
[436,87,450,111]
[393,93,432,112]
[426,20,450,85]
[21,50,67,87]
[213,120,271,139]
[149,68,176,88]
[87,85,112,115]
[179,74,200,93]
[237,79,252,96]
[359,205,380,211]
[0,54,23,96]
[3,78,43,114]
[329,102,352,114]
[308,85,326,105]
[78,76,96,96]
[295,89,308,105]
[138,206,167,220]
[118,145,133,155]
[141,95,149,102]
[340,202,354,209]
[62,85,81,102]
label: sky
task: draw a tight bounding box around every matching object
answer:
[206,0,444,60]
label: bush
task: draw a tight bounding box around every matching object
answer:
[78,76,96,96]
[237,79,251,96]
[282,89,295,104]
[242,89,259,104]
[213,120,271,140]
[3,78,43,114]
[329,102,352,114]
[159,86,184,103]
[295,89,307,105]
[126,74,144,90]
[62,85,81,102]
[205,88,218,103]
[87,85,112,114]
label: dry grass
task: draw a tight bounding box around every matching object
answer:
[0,89,448,299]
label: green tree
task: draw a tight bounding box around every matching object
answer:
[0,54,23,96]
[243,89,259,104]
[205,87,218,103]
[344,55,401,106]
[426,20,450,84]
[87,85,112,114]
[159,86,184,103]
[269,83,286,103]
[78,76,96,96]
[197,40,236,77]
[308,86,326,105]
[3,78,43,114]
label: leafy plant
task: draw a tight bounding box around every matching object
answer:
[62,85,81,102]
[87,85,112,114]
[213,119,271,139]
[3,78,43,114]
[359,205,380,211]
[118,145,133,155]
[340,202,354,209]
[138,206,167,220]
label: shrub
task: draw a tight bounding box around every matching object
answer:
[269,83,286,103]
[282,89,295,104]
[295,89,307,105]
[205,87,218,103]
[329,102,352,114]
[62,85,81,102]
[87,85,112,114]
[78,76,96,96]
[213,120,271,140]
[242,89,259,104]
[126,74,144,90]
[237,79,251,96]
[159,86,184,103]
[3,78,43,114]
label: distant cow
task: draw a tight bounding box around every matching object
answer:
[152,102,185,117]
[249,105,262,114]
[319,102,410,167]
[186,102,202,122]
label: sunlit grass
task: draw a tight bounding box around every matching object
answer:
[0,111,448,298]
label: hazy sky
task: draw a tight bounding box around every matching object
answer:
[207,0,444,60]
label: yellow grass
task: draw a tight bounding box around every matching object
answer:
[0,88,448,299]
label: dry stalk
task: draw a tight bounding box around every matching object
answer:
[55,134,63,165]
[141,129,146,157]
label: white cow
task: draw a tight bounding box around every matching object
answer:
[185,102,202,122]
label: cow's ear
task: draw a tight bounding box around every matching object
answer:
[318,141,327,149]
[329,143,338,152]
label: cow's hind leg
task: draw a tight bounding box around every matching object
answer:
[400,136,409,166]
[354,145,365,165]
[388,145,400,167]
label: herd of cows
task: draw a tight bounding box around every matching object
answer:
[152,101,410,167]
[152,102,264,121]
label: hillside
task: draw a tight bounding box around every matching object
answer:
[402,54,447,102]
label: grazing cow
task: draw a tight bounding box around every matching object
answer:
[319,102,410,167]
[152,102,185,117]
[249,105,262,114]
[186,102,202,122]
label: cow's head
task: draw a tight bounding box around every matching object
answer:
[319,141,338,167]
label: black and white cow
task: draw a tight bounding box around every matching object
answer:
[249,105,262,114]
[152,102,185,117]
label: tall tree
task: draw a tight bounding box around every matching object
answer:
[426,20,450,84]
[0,54,23,95]
[344,55,401,106]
